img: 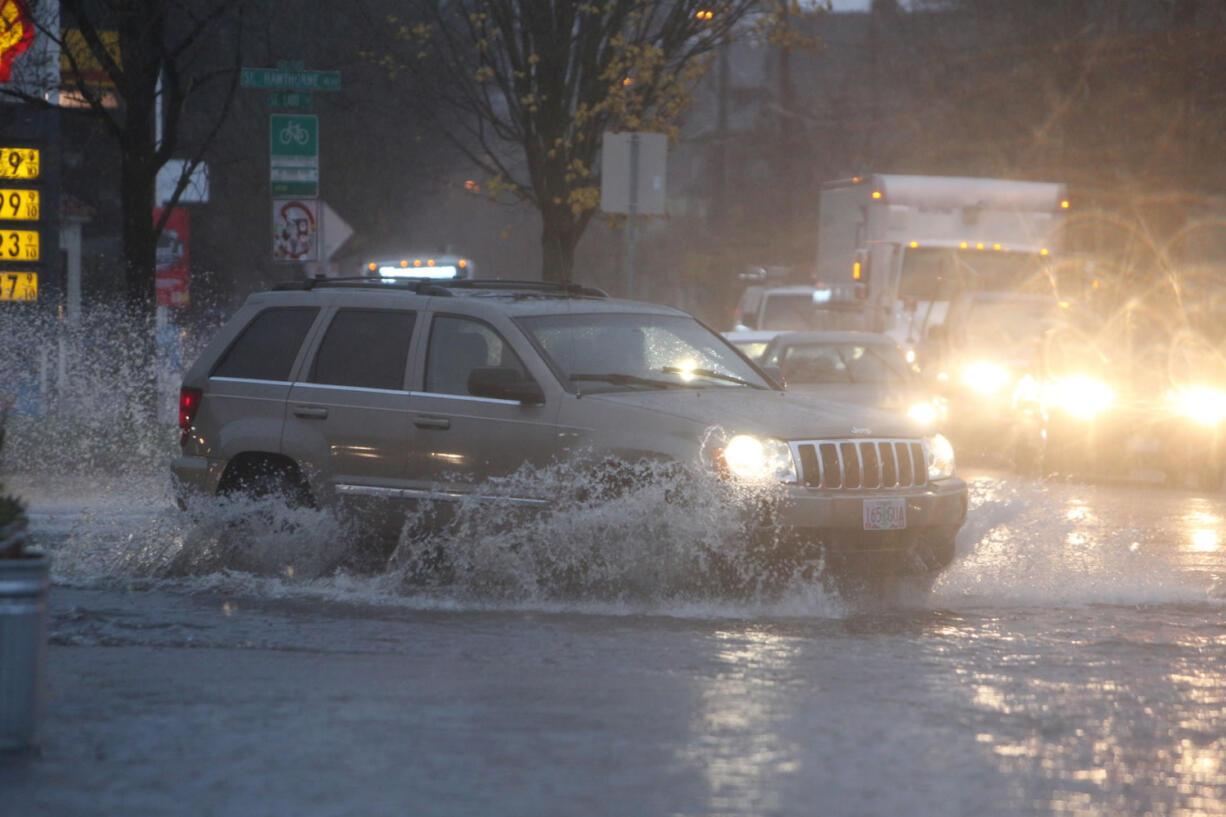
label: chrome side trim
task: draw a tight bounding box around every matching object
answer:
[289,382,411,396]
[210,376,292,386]
[409,391,522,406]
[335,483,550,506]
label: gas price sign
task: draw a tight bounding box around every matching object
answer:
[1,229,39,261]
[1,145,45,303]
[0,271,37,302]
[0,148,40,179]
[0,189,39,220]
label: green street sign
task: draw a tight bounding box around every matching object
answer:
[270,91,314,110]
[242,67,341,91]
[270,114,318,158]
[272,180,318,197]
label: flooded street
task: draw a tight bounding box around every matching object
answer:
[4,467,1226,816]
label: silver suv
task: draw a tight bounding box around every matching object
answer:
[172,278,967,580]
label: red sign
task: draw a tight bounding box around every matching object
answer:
[272,198,318,261]
[154,206,190,307]
[0,0,35,83]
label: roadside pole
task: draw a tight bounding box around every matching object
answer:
[601,131,666,299]
[626,135,639,299]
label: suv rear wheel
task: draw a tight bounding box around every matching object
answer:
[218,455,314,508]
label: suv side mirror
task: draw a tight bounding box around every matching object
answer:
[468,367,545,405]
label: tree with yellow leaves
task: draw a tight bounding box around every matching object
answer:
[373,0,759,284]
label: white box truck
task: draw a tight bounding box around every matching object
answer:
[816,174,1070,349]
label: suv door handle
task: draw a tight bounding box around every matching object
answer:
[293,406,329,419]
[414,415,451,430]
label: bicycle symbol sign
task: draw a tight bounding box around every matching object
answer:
[269,114,318,157]
[279,120,310,146]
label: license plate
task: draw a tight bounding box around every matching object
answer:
[0,271,37,301]
[863,497,906,530]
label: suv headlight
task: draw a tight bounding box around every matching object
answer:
[719,434,798,483]
[906,399,941,427]
[924,433,956,480]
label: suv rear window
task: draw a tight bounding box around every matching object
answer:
[212,307,319,381]
[307,309,417,390]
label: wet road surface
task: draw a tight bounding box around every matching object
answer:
[3,468,1226,817]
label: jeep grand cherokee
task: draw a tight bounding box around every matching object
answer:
[172,278,967,579]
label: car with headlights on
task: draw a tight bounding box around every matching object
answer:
[758,331,945,431]
[1012,323,1226,488]
[917,292,1071,460]
[172,277,967,583]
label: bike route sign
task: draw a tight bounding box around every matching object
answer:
[270,114,319,197]
[270,114,317,157]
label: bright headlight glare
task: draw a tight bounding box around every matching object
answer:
[907,400,939,426]
[1049,375,1114,419]
[962,361,1011,396]
[1169,386,1226,425]
[925,433,956,480]
[720,434,797,483]
[1013,373,1040,405]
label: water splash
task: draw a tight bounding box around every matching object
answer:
[51,491,353,584]
[382,459,829,605]
[35,459,852,616]
[935,473,1216,607]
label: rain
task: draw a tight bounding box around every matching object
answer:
[4,2,1226,816]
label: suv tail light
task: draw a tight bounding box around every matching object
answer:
[179,387,202,441]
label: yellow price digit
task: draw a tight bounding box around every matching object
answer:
[0,148,40,179]
[0,272,38,302]
[0,189,40,220]
[1,229,39,261]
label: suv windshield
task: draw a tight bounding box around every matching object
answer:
[521,312,772,394]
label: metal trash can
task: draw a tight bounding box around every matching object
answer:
[0,531,49,752]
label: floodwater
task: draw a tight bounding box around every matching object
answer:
[4,467,1226,817]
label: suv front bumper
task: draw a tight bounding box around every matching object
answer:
[758,477,968,573]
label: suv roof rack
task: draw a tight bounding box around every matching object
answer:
[272,276,608,298]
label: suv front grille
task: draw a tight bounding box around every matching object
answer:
[792,439,928,489]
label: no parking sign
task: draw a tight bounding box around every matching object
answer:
[272,198,317,261]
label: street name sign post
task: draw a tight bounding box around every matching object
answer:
[242,63,340,262]
[241,67,341,92]
[269,91,314,110]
